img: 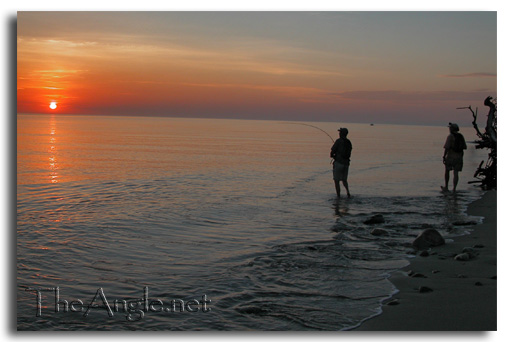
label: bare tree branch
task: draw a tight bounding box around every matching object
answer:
[457,105,485,140]
[462,96,497,189]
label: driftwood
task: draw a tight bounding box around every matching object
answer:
[457,96,497,189]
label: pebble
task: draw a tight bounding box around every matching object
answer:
[411,273,427,278]
[462,247,477,257]
[419,250,429,257]
[432,270,440,274]
[419,286,433,293]
[454,253,470,261]
[386,299,400,306]
[370,228,389,236]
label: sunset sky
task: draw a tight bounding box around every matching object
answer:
[17,11,497,125]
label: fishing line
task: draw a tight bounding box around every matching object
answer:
[285,122,335,143]
[284,122,336,165]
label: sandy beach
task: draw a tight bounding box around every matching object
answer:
[355,190,497,331]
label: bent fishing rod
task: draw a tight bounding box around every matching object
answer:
[284,122,337,165]
[286,122,335,143]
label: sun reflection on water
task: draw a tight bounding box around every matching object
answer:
[48,115,59,183]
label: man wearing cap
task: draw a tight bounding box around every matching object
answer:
[442,123,467,192]
[330,128,352,198]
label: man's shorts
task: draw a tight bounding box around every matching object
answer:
[333,160,350,182]
[445,156,463,172]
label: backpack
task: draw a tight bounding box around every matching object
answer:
[331,138,352,162]
[452,133,466,153]
[340,138,352,159]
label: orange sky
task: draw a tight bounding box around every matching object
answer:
[17,12,497,125]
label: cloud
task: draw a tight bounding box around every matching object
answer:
[439,72,496,78]
[180,82,326,99]
[327,90,496,103]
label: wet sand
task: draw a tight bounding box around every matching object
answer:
[355,190,497,331]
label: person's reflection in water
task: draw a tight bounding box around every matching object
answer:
[331,198,351,233]
[333,198,349,218]
[441,191,469,230]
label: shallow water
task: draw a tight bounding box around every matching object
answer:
[17,114,486,330]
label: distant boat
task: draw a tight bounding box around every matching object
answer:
[370,123,374,126]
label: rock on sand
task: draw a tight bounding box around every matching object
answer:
[371,228,389,236]
[412,228,445,250]
[364,214,385,225]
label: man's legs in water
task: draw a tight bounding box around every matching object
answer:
[453,170,459,192]
[342,179,350,198]
[334,180,341,198]
[442,168,450,191]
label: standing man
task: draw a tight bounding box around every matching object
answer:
[442,122,467,192]
[331,127,352,198]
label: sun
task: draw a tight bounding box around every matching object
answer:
[49,102,57,110]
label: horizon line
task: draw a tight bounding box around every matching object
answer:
[16,111,468,128]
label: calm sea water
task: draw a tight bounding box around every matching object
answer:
[17,114,487,330]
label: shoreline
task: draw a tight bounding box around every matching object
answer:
[355,190,497,331]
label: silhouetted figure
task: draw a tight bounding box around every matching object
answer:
[331,128,352,198]
[442,123,467,192]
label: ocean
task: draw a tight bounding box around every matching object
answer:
[17,114,487,330]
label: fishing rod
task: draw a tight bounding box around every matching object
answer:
[286,122,335,143]
[284,122,336,166]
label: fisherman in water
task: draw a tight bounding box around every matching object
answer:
[330,127,352,198]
